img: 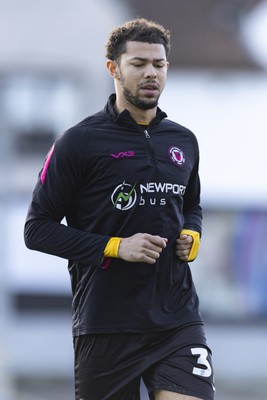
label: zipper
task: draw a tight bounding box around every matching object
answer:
[144,129,150,139]
[143,129,156,166]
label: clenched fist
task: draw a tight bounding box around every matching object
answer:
[118,233,168,264]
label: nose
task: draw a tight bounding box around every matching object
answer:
[144,64,157,78]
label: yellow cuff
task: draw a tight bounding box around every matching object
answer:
[180,229,200,261]
[103,237,122,258]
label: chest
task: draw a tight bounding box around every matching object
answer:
[83,129,196,188]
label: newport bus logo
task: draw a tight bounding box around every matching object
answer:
[111,181,137,211]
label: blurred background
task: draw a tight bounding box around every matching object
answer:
[0,0,267,399]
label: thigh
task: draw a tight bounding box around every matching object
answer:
[74,333,142,400]
[143,325,215,400]
[154,391,203,400]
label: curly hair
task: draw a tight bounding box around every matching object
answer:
[105,17,171,61]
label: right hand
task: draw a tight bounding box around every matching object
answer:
[118,233,168,264]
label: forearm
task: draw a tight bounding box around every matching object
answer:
[24,217,109,265]
[183,203,202,234]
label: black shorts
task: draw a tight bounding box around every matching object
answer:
[74,324,215,400]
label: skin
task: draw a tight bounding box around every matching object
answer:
[107,44,200,399]
[155,391,203,400]
[175,233,193,261]
[106,41,169,124]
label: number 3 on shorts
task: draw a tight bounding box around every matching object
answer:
[191,347,212,377]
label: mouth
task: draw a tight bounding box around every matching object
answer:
[140,82,159,96]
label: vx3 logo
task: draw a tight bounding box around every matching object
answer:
[111,151,135,159]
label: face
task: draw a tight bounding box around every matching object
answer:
[115,41,169,111]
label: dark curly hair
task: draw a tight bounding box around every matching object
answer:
[105,17,171,61]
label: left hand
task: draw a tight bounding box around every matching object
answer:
[175,233,193,261]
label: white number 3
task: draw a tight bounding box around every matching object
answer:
[191,347,212,377]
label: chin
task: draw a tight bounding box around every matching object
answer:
[141,101,158,110]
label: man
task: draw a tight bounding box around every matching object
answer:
[24,18,215,400]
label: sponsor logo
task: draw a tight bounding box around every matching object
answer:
[111,181,186,210]
[140,182,186,195]
[111,181,137,210]
[111,151,135,159]
[168,146,185,166]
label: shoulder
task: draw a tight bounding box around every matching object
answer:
[56,109,108,147]
[163,118,195,135]
[162,118,199,148]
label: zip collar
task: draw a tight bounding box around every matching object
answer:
[104,93,167,128]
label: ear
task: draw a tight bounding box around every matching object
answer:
[106,60,120,79]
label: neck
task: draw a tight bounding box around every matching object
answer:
[114,96,157,125]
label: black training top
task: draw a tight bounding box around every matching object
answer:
[24,94,203,336]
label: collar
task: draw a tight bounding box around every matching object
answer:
[104,93,167,127]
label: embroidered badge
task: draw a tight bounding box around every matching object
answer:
[168,146,185,166]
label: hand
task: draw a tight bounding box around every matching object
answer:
[118,233,168,264]
[175,233,193,261]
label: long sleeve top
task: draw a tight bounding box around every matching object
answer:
[24,94,203,336]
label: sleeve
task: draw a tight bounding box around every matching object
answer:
[24,128,110,266]
[182,136,202,235]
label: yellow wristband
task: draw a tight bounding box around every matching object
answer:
[103,237,122,258]
[180,229,200,261]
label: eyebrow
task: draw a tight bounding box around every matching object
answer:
[130,57,167,62]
